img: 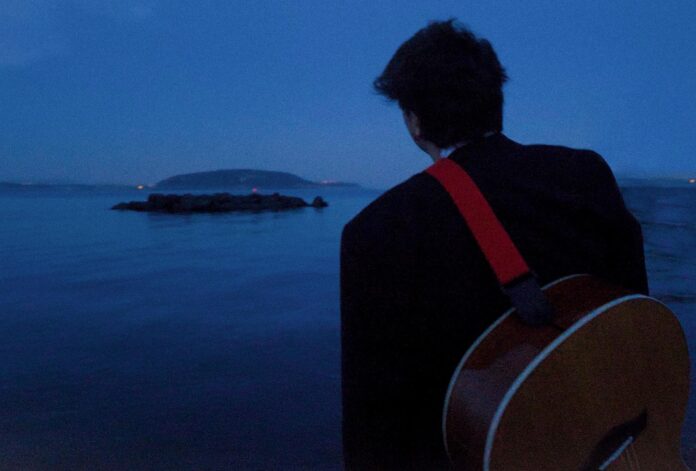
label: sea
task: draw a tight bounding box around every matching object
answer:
[0,180,694,470]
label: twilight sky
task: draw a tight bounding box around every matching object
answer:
[1,0,694,189]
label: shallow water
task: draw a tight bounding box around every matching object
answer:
[0,183,693,469]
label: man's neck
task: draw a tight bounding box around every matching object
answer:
[439,131,498,159]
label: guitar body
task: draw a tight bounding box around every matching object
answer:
[443,274,691,470]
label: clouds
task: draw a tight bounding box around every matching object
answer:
[0,0,155,67]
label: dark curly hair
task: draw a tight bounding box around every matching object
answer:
[373,19,508,148]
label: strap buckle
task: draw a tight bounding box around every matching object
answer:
[502,273,555,326]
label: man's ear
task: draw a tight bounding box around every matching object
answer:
[401,109,441,161]
[402,109,422,139]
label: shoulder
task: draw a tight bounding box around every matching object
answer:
[522,142,626,214]
[341,172,432,247]
[528,140,611,168]
[514,138,618,190]
[556,147,620,192]
[522,141,609,172]
[476,134,615,187]
[522,142,581,156]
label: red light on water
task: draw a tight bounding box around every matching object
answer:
[252,187,258,193]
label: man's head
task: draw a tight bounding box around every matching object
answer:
[374,19,508,150]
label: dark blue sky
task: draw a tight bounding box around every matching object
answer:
[1,1,694,189]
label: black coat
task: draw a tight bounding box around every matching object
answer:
[339,132,648,470]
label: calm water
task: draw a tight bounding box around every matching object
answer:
[0,182,694,469]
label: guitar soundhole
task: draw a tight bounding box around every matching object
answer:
[581,409,648,471]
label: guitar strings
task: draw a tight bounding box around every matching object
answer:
[619,443,639,471]
[619,447,632,471]
[619,450,629,471]
[629,445,640,471]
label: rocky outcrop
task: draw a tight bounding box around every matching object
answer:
[112,192,328,213]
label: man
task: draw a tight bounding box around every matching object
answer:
[339,19,648,470]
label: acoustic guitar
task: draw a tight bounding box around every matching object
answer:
[425,159,691,471]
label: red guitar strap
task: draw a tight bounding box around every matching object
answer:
[424,158,554,325]
[425,158,529,285]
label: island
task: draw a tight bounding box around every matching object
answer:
[112,192,328,213]
[155,169,358,190]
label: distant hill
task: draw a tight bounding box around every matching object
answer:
[155,169,359,189]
